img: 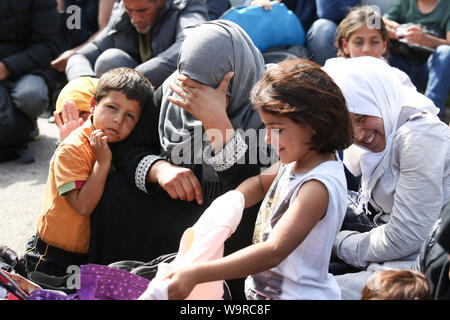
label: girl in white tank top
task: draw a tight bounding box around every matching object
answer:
[164,59,354,300]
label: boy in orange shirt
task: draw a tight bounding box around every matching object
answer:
[22,67,153,277]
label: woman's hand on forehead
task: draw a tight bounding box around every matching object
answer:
[168,71,234,122]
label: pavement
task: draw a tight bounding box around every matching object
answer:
[0,112,59,256]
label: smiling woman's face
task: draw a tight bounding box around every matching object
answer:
[351,113,386,153]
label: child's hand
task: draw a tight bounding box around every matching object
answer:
[166,266,198,300]
[90,129,112,166]
[54,101,84,141]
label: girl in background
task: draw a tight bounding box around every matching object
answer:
[335,5,388,59]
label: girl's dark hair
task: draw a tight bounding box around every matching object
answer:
[94,67,154,109]
[335,5,388,58]
[250,59,353,154]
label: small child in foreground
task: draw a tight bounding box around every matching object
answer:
[22,67,153,277]
[362,269,430,300]
[166,59,354,300]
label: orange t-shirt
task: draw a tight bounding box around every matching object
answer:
[37,119,95,254]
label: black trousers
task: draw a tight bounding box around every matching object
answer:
[21,234,87,278]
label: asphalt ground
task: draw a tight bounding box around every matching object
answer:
[0,112,59,256]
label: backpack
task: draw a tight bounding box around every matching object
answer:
[221,2,305,53]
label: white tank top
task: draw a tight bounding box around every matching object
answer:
[245,159,347,300]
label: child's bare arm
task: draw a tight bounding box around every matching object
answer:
[167,179,329,299]
[235,162,280,208]
[66,130,111,216]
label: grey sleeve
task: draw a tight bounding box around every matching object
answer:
[334,121,449,268]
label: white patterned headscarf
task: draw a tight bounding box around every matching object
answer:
[324,57,439,212]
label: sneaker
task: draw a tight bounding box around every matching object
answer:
[0,246,18,268]
[16,147,35,164]
[29,120,40,141]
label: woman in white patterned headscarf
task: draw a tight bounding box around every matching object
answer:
[323,56,450,299]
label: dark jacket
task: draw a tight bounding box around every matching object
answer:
[0,0,61,84]
[66,0,209,88]
[315,0,359,23]
[413,201,450,300]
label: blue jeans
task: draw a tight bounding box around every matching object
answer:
[426,45,450,117]
[388,45,450,118]
[94,48,139,78]
[4,74,49,120]
[306,18,338,66]
[94,48,167,86]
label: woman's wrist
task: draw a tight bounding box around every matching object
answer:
[203,113,235,152]
[147,159,168,184]
[204,130,248,172]
[135,155,165,192]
